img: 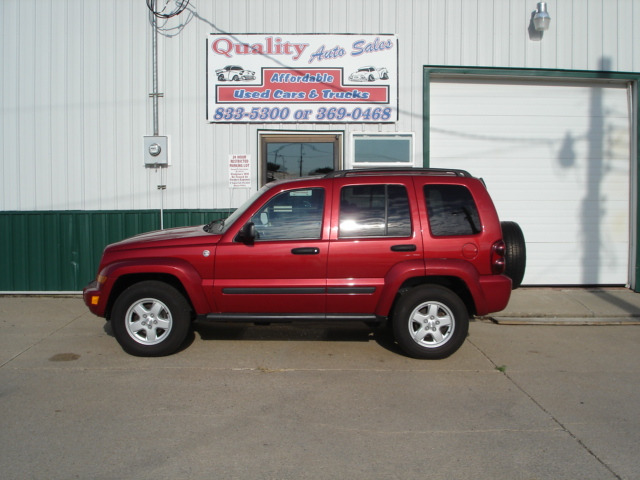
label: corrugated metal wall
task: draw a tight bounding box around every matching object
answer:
[2,0,639,212]
[0,210,227,291]
[1,0,640,290]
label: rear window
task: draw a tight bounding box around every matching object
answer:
[424,184,481,236]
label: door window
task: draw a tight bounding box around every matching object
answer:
[249,188,325,240]
[339,184,411,238]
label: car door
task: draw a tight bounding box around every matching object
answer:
[213,182,331,315]
[326,178,423,314]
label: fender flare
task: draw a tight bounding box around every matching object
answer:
[375,259,485,317]
[422,259,486,314]
[375,260,426,317]
[99,258,212,316]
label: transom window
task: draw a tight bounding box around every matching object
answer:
[351,133,415,167]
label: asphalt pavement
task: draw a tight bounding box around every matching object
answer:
[1,289,639,479]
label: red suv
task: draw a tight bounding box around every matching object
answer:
[84,169,525,359]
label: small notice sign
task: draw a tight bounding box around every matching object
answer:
[229,154,251,188]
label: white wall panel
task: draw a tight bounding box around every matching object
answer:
[1,0,639,213]
[617,0,634,71]
[18,0,37,210]
[33,0,53,209]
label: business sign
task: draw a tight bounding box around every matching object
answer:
[207,34,398,123]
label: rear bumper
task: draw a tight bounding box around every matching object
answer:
[476,275,512,315]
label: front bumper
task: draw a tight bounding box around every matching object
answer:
[83,280,106,317]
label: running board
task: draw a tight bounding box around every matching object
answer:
[199,313,382,323]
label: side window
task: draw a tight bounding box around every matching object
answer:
[424,185,481,236]
[339,184,411,238]
[250,188,325,240]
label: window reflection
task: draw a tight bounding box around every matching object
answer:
[266,143,335,182]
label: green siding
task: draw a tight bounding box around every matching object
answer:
[0,210,229,292]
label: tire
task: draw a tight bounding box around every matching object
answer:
[111,281,191,357]
[501,221,526,289]
[218,74,225,81]
[392,285,469,359]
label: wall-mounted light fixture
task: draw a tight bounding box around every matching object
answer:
[533,2,551,32]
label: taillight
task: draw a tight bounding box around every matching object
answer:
[491,240,506,274]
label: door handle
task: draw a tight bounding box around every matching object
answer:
[291,247,320,255]
[391,244,417,252]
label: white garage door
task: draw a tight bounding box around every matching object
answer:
[430,77,631,285]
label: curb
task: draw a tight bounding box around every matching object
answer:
[490,316,640,325]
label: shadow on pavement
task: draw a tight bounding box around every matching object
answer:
[102,317,405,356]
[193,321,404,355]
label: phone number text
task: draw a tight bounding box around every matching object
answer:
[212,106,393,122]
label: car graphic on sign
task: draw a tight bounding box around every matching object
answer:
[216,65,256,81]
[348,66,389,82]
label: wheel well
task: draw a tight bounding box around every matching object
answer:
[393,276,476,317]
[105,273,195,320]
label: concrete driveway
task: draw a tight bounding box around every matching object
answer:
[1,296,639,479]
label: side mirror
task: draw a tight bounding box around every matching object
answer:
[237,222,257,244]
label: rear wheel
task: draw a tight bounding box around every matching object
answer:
[393,285,469,359]
[111,281,191,357]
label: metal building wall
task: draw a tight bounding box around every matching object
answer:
[3,0,639,213]
[1,0,640,291]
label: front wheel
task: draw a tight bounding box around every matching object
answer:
[393,285,469,359]
[111,281,191,357]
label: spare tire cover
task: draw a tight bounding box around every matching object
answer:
[500,221,526,289]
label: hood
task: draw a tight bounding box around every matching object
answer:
[108,225,221,251]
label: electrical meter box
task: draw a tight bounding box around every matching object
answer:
[144,136,169,166]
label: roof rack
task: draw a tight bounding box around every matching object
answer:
[325,167,473,178]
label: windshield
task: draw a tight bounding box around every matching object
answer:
[217,184,273,233]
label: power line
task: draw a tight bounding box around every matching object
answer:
[145,0,191,19]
